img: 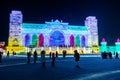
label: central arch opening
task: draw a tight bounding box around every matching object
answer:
[49,31,65,46]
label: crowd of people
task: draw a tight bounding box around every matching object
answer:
[101,51,119,59]
[2,49,120,68]
[26,49,80,68]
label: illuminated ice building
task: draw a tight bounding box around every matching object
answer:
[7,10,99,54]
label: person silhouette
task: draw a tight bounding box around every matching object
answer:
[41,50,46,67]
[7,51,10,57]
[115,52,119,59]
[51,53,56,67]
[56,51,58,58]
[49,52,52,58]
[0,51,3,63]
[74,50,80,68]
[63,50,66,58]
[33,50,37,64]
[27,51,32,64]
[12,51,15,56]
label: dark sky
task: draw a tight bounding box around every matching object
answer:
[0,0,120,46]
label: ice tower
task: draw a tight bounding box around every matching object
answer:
[85,16,98,47]
[115,38,120,53]
[8,10,23,46]
[100,38,107,52]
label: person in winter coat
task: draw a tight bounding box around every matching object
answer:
[27,51,32,64]
[51,53,56,67]
[74,50,80,67]
[33,50,38,64]
[41,50,46,67]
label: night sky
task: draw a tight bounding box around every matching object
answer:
[0,0,120,46]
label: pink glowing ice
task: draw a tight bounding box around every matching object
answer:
[116,38,120,42]
[102,38,106,42]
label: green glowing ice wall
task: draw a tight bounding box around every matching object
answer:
[75,35,80,46]
[115,42,120,53]
[100,42,107,52]
[32,34,38,46]
[107,46,115,54]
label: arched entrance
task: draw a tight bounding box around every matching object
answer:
[38,33,44,46]
[70,35,74,47]
[81,35,86,47]
[49,31,65,46]
[25,34,30,46]
[32,34,38,46]
[75,35,80,46]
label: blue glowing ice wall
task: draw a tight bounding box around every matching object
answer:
[25,34,30,46]
[100,38,107,52]
[22,20,89,47]
[49,31,65,46]
[115,38,120,53]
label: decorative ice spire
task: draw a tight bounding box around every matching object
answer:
[54,19,60,23]
[116,38,120,42]
[102,38,106,42]
[61,20,63,23]
[51,19,53,22]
